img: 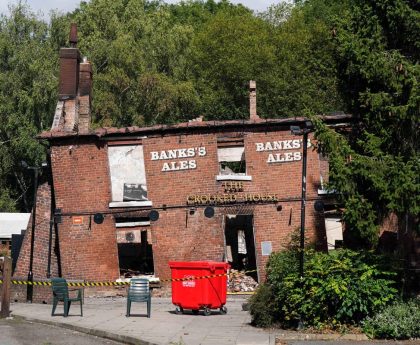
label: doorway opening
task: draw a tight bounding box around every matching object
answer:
[224,214,258,282]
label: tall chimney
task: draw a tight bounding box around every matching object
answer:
[54,24,92,133]
[59,24,81,99]
[249,80,259,120]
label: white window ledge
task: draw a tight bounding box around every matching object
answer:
[216,175,252,181]
[116,221,151,228]
[317,189,337,195]
[109,201,153,208]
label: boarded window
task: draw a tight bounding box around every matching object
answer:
[218,147,246,175]
[108,145,147,202]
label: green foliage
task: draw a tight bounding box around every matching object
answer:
[0,188,16,212]
[0,3,58,211]
[282,250,397,327]
[191,11,275,119]
[311,0,420,244]
[248,284,276,328]
[191,2,345,119]
[250,249,398,328]
[70,0,256,126]
[362,299,420,339]
[67,0,345,124]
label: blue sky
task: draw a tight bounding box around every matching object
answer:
[0,0,287,18]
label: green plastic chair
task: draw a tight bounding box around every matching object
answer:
[126,278,151,318]
[51,278,83,317]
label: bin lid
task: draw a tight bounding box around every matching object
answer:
[169,261,229,269]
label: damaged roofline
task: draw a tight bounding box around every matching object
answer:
[38,114,353,142]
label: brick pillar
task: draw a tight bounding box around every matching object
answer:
[249,80,259,120]
[78,61,92,134]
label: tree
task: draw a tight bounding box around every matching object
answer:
[190,11,276,119]
[191,2,346,120]
[71,0,346,123]
[71,0,205,126]
[312,0,419,246]
[0,3,58,211]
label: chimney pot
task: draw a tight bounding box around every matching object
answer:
[69,23,78,47]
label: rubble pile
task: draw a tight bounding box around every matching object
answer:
[228,270,258,292]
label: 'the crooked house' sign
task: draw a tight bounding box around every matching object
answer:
[187,182,279,205]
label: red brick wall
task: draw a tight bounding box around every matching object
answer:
[143,133,224,279]
[14,177,60,280]
[141,130,326,281]
[16,127,327,291]
[49,138,119,281]
[244,131,326,277]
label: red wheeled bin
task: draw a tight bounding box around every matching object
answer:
[169,261,230,316]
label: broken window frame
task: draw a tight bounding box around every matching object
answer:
[219,147,246,175]
[216,138,252,181]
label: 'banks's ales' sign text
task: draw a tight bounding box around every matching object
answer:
[151,147,207,172]
[255,139,312,163]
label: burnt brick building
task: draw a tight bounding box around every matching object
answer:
[12,34,352,299]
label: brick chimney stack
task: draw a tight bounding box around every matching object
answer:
[54,23,92,133]
[249,80,259,120]
[59,24,81,100]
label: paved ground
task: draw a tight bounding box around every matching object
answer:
[0,317,123,345]
[7,296,419,345]
[286,342,420,345]
[9,296,284,345]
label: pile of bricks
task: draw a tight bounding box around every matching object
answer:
[228,270,259,292]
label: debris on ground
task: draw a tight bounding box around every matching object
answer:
[228,270,258,292]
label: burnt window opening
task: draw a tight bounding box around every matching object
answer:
[118,230,154,277]
[220,161,246,175]
[218,146,246,176]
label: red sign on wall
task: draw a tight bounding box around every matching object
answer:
[72,216,83,225]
